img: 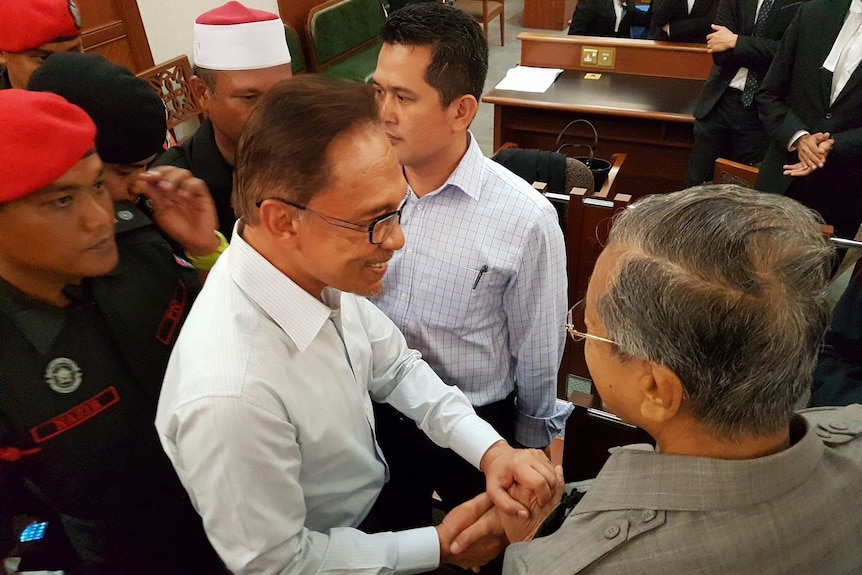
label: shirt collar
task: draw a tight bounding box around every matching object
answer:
[574,414,823,512]
[228,220,340,352]
[416,131,485,202]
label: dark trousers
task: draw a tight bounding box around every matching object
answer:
[372,393,516,530]
[684,87,770,187]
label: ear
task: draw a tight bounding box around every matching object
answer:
[256,199,302,245]
[190,75,212,116]
[639,363,685,425]
[450,95,478,131]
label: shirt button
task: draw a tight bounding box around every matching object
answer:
[400,293,407,301]
[406,248,413,255]
[604,525,620,539]
[641,509,657,523]
[826,112,833,119]
[416,204,424,211]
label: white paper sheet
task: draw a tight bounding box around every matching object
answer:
[494,66,564,93]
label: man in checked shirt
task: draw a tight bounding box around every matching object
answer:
[371,2,571,529]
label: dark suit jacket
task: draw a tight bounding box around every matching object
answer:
[756,0,862,200]
[693,0,800,119]
[568,0,652,38]
[652,0,719,42]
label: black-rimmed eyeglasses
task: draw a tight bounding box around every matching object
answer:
[256,193,408,245]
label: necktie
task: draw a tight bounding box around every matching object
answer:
[742,0,776,106]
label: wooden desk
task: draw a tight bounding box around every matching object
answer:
[484,69,704,197]
[523,0,578,30]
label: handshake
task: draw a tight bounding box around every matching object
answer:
[434,442,567,571]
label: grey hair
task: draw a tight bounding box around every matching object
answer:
[598,185,834,438]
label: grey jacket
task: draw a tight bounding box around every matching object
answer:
[504,405,862,575]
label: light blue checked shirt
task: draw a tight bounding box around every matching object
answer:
[373,133,572,447]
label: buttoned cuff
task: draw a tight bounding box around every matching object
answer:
[448,414,505,469]
[788,130,809,151]
[515,398,574,448]
[396,526,441,574]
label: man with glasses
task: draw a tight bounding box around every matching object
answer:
[371,2,570,530]
[156,75,561,575]
[453,186,862,574]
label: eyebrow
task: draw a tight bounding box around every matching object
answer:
[40,168,106,194]
[372,80,419,99]
[355,192,408,219]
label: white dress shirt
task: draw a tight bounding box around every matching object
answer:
[155,223,503,575]
[372,133,571,448]
[824,0,862,104]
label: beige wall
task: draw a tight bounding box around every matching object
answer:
[137,0,281,65]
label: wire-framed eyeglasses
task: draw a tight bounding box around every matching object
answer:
[566,299,618,346]
[256,192,408,245]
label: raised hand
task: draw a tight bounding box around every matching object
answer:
[134,166,220,256]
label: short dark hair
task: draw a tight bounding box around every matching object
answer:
[192,65,218,93]
[379,3,488,105]
[232,75,380,224]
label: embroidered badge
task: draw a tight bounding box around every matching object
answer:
[31,387,120,444]
[44,357,82,394]
[68,0,82,29]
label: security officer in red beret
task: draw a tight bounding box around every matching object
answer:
[0,0,83,90]
[27,51,228,271]
[0,90,226,574]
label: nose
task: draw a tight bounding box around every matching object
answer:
[378,93,395,124]
[79,189,115,233]
[381,220,405,251]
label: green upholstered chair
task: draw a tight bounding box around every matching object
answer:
[306,0,386,82]
[283,23,307,75]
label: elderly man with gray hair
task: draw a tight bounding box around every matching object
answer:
[452,185,862,574]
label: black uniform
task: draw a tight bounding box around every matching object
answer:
[0,205,224,574]
[153,120,236,239]
[0,67,11,90]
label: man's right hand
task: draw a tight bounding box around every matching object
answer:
[435,492,507,571]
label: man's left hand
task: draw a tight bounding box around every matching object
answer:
[134,166,220,256]
[479,441,559,519]
[706,24,738,53]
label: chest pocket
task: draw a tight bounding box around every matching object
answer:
[415,256,507,332]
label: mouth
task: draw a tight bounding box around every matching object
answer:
[385,133,401,143]
[367,260,389,275]
[88,237,115,252]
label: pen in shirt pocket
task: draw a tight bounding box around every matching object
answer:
[472,265,489,290]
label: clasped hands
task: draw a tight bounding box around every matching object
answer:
[784,132,834,177]
[434,441,565,571]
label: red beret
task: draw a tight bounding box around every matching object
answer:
[195,1,279,25]
[0,90,96,204]
[0,0,82,53]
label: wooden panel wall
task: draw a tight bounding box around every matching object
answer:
[79,0,153,72]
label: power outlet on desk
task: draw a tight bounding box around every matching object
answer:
[581,46,616,68]
[597,48,615,67]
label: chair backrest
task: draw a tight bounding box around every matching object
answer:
[713,157,759,188]
[136,55,203,143]
[284,23,307,75]
[565,157,595,195]
[307,0,385,71]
